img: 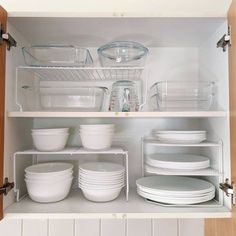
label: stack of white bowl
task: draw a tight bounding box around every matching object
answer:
[80,124,114,150]
[25,162,73,203]
[79,162,125,202]
[31,128,70,151]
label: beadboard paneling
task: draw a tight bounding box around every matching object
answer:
[49,219,74,236]
[22,219,48,236]
[179,219,204,236]
[0,218,21,236]
[75,219,100,236]
[0,218,204,236]
[127,219,152,236]
[101,219,126,236]
[153,219,178,236]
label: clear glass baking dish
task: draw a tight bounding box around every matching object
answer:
[150,81,215,111]
[18,86,108,111]
[97,41,149,67]
[22,45,93,67]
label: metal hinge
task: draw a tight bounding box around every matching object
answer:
[220,178,235,205]
[217,26,231,52]
[0,178,14,196]
[0,23,17,50]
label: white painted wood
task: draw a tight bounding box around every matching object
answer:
[0,0,232,17]
[127,219,152,236]
[75,219,99,236]
[48,219,74,236]
[153,219,178,236]
[0,218,22,236]
[101,219,125,236]
[179,219,204,236]
[7,111,228,118]
[22,219,48,236]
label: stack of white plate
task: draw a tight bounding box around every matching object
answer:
[79,162,125,202]
[25,162,73,203]
[145,154,210,170]
[153,130,206,144]
[136,176,215,205]
[31,128,70,151]
[80,124,115,150]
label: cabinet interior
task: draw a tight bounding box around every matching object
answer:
[3,16,231,218]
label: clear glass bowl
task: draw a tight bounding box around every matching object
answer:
[22,45,93,67]
[97,41,149,67]
[150,81,215,111]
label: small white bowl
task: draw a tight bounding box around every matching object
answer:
[32,133,69,151]
[25,162,73,176]
[80,133,113,150]
[79,182,124,190]
[81,187,122,202]
[25,177,73,203]
[31,128,69,133]
[25,172,73,182]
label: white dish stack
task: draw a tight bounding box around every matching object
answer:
[145,154,210,171]
[79,162,125,202]
[80,124,115,150]
[136,176,215,205]
[25,162,73,203]
[152,130,206,144]
[31,128,70,151]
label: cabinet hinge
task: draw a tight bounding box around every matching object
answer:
[216,26,231,52]
[219,178,235,205]
[0,178,14,196]
[0,23,17,50]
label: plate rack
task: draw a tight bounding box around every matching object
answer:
[140,136,224,207]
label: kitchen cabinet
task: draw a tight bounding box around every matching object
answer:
[0,1,235,235]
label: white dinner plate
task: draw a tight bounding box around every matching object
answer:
[136,176,215,195]
[145,154,210,170]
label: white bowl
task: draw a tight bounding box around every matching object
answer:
[80,129,114,134]
[31,128,69,134]
[25,177,73,203]
[25,162,73,176]
[80,133,113,150]
[81,187,122,202]
[79,182,124,189]
[32,133,69,151]
[25,172,73,181]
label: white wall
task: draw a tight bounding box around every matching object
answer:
[0,0,232,17]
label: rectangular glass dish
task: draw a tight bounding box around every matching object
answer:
[150,81,215,111]
[22,45,93,67]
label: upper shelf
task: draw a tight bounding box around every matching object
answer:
[7,111,228,118]
[17,66,144,82]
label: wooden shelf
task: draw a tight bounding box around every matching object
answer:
[4,189,231,219]
[7,111,228,118]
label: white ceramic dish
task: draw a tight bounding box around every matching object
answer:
[137,189,215,205]
[79,162,125,173]
[25,172,73,181]
[79,176,125,183]
[81,187,122,202]
[31,128,69,133]
[32,133,69,151]
[145,154,210,170]
[25,162,73,175]
[153,131,206,144]
[136,176,215,195]
[79,182,125,190]
[80,132,113,150]
[25,177,73,203]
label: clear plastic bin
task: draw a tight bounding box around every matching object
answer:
[22,45,93,67]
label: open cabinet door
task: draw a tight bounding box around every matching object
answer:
[0,6,7,220]
[205,0,236,235]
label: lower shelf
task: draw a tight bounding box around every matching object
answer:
[4,189,231,219]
